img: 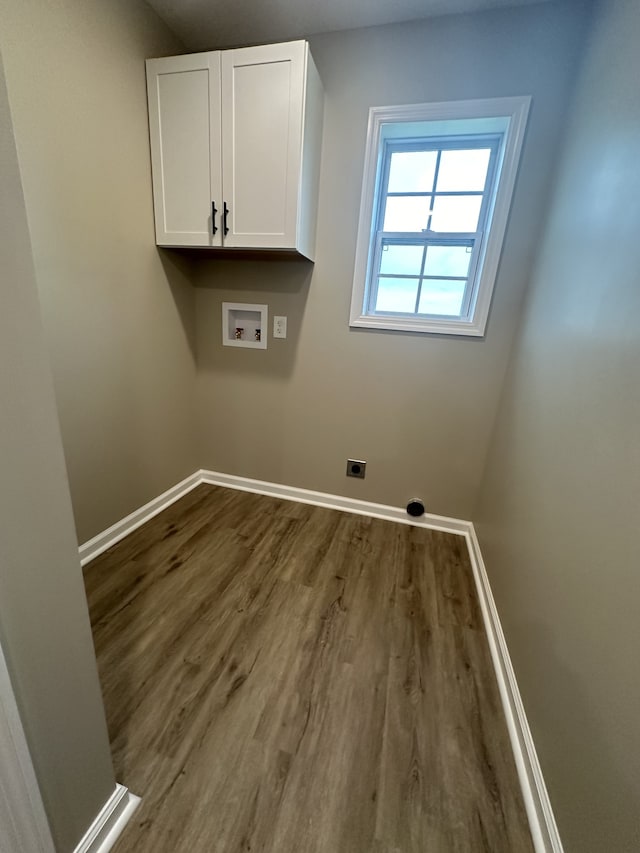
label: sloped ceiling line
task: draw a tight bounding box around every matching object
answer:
[146,0,551,52]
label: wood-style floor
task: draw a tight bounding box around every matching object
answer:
[84,484,533,852]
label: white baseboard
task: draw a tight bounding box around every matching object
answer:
[464,525,563,853]
[78,472,202,566]
[73,784,140,853]
[199,469,469,535]
[78,468,562,852]
[79,469,467,566]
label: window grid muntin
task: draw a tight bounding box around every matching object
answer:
[379,136,499,231]
[368,135,501,321]
[369,234,479,319]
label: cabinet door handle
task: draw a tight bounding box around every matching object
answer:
[211,201,218,236]
[223,202,230,236]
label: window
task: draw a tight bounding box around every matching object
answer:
[350,97,530,336]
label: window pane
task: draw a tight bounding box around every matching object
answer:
[383,196,430,231]
[388,151,437,193]
[375,277,419,313]
[379,244,424,276]
[430,195,482,232]
[436,148,491,192]
[418,279,466,316]
[424,244,472,278]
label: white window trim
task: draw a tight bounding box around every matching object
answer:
[349,96,531,337]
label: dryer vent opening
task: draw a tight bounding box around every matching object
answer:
[406,499,425,518]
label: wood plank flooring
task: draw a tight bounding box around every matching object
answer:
[83,484,533,852]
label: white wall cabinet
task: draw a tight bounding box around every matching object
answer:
[146,41,323,259]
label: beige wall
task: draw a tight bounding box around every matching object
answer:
[474,1,640,849]
[194,2,588,519]
[0,0,198,543]
[0,49,115,851]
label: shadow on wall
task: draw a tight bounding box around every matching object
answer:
[192,255,314,380]
[158,249,198,362]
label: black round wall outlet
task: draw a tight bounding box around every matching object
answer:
[406,499,425,517]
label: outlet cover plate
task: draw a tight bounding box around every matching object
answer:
[273,316,287,339]
[346,459,366,479]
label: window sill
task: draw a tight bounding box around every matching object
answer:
[349,313,485,337]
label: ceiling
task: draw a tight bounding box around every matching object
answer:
[146,0,551,51]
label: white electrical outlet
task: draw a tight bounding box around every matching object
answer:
[273,316,287,339]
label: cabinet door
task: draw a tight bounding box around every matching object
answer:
[221,42,306,249]
[146,52,222,247]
